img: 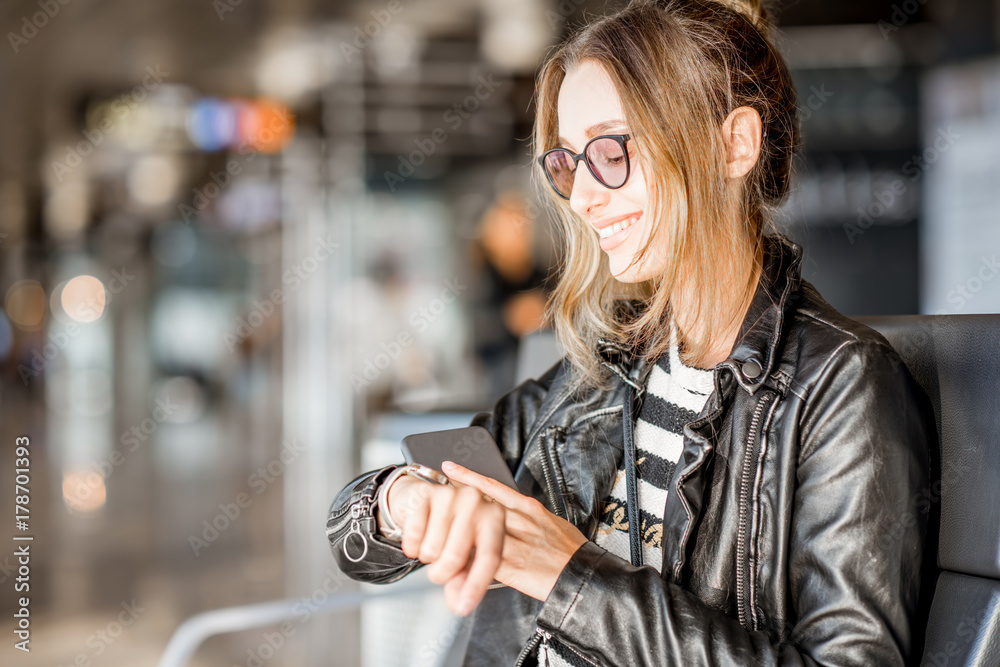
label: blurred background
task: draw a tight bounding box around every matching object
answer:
[0,0,998,665]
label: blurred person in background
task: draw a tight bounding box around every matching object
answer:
[328,1,931,665]
[469,191,550,401]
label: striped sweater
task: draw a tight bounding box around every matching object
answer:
[546,326,715,666]
[592,325,715,570]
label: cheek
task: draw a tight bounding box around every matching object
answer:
[624,165,649,204]
[628,223,669,280]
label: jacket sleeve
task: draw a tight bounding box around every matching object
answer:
[327,359,566,584]
[535,340,931,666]
[327,465,423,583]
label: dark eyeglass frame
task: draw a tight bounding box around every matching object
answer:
[538,133,632,200]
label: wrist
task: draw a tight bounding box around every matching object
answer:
[376,469,410,539]
[376,465,450,541]
[384,475,423,526]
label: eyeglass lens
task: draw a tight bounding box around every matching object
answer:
[543,137,628,198]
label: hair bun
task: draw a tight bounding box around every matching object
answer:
[715,0,770,30]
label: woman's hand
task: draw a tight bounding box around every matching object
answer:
[441,460,588,605]
[384,472,507,616]
[383,462,589,616]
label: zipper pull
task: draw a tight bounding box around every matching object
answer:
[536,628,553,667]
[343,493,376,562]
[355,492,376,517]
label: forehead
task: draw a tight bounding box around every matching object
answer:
[556,60,626,147]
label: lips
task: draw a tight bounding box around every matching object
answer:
[593,213,641,251]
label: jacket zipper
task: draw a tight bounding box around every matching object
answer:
[735,392,772,631]
[538,630,552,667]
[327,490,376,538]
[538,427,568,520]
[514,376,628,666]
[327,471,388,537]
[340,491,377,563]
[514,631,542,667]
[515,628,598,667]
[325,510,353,538]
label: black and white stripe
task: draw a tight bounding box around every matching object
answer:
[547,327,714,666]
[593,325,714,571]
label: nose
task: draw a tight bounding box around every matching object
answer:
[568,160,609,218]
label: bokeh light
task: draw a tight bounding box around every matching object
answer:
[240,99,295,153]
[187,97,294,153]
[61,275,107,323]
[4,280,47,330]
[127,154,181,207]
[188,97,239,151]
[62,471,107,513]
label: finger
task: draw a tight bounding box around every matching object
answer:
[456,510,505,616]
[441,461,528,511]
[443,568,469,614]
[426,490,480,584]
[417,488,455,564]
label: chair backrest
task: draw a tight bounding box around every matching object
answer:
[859,315,1000,667]
[513,329,562,387]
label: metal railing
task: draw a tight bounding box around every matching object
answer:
[157,583,437,667]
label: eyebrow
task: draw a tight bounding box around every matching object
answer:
[557,120,628,151]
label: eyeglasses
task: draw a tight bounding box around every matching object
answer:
[538,134,632,200]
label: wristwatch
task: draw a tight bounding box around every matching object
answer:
[377,464,452,543]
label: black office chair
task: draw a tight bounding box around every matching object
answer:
[860,315,1000,667]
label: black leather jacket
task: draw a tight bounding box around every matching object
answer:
[327,235,932,666]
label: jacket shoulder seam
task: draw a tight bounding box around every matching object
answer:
[787,338,854,401]
[568,405,623,431]
[796,309,863,341]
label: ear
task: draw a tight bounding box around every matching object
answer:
[722,106,763,179]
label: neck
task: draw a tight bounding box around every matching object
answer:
[673,244,761,370]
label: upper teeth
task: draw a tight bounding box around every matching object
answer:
[598,216,638,239]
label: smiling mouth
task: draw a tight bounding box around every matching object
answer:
[597,214,639,239]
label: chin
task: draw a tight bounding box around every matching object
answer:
[611,252,669,283]
[609,260,647,284]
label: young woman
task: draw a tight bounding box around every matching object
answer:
[327,1,932,664]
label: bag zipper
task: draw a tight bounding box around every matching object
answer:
[736,392,772,631]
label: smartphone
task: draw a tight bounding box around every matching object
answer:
[401,426,519,491]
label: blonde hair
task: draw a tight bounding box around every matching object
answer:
[534,0,799,385]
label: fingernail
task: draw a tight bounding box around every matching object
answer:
[442,461,457,471]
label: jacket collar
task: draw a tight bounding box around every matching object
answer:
[597,234,803,395]
[721,234,802,395]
